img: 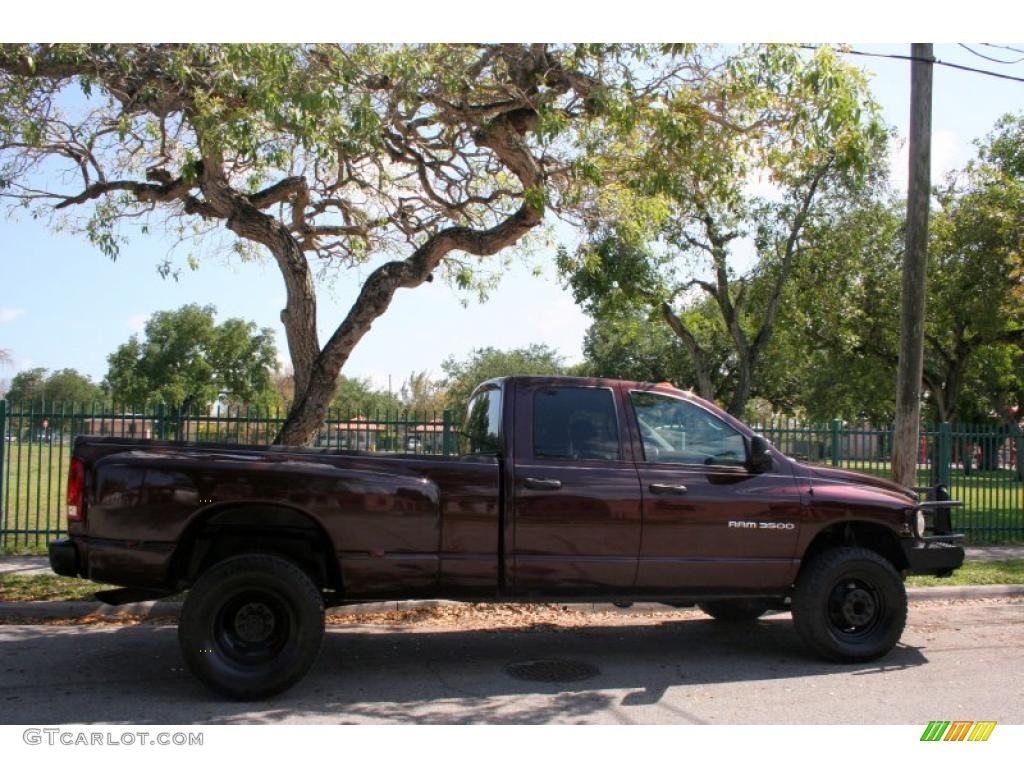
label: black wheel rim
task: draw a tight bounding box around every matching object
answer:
[825,577,884,641]
[213,590,293,665]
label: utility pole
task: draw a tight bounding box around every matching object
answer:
[892,43,933,487]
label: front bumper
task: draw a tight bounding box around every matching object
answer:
[901,539,965,576]
[48,538,80,578]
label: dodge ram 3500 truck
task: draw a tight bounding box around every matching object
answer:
[48,376,964,699]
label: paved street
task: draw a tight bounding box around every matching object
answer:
[1,599,1022,724]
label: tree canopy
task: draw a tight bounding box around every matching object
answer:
[5,366,103,405]
[441,344,566,417]
[559,46,887,416]
[105,303,278,410]
[0,43,887,443]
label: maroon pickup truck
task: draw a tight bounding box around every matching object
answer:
[49,376,963,699]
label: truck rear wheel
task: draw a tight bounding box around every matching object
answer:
[178,553,324,700]
[698,599,772,622]
[792,546,906,663]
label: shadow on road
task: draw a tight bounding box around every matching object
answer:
[0,615,928,724]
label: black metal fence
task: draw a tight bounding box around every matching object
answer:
[756,418,1024,544]
[1,401,1021,551]
[0,400,455,551]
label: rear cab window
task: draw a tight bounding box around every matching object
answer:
[532,386,621,461]
[460,384,503,456]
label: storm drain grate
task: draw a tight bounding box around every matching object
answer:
[505,659,599,683]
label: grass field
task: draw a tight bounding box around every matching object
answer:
[2,443,1022,553]
[1,442,73,552]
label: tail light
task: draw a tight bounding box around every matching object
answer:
[67,457,85,522]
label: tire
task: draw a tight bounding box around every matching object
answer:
[792,546,907,663]
[698,599,772,622]
[178,553,325,700]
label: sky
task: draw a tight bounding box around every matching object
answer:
[1,41,1023,394]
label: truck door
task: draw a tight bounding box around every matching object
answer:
[625,389,801,594]
[510,381,642,596]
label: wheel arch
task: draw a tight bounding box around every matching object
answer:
[170,502,341,592]
[799,520,910,577]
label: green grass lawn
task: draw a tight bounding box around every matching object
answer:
[906,559,1024,587]
[1,442,72,552]
[0,574,115,601]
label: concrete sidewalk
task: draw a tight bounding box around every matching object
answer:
[2,546,1023,577]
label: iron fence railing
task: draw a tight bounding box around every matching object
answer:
[1,400,1021,550]
[754,418,1024,544]
[0,400,456,550]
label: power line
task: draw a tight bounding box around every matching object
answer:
[958,43,1024,65]
[800,45,1024,84]
[982,43,1024,56]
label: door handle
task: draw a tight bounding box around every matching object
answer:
[523,477,562,491]
[650,483,688,495]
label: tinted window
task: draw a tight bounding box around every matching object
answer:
[533,387,620,461]
[630,391,746,466]
[460,386,502,455]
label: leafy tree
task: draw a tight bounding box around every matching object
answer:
[561,47,886,416]
[6,368,48,404]
[578,305,727,393]
[4,366,103,405]
[441,344,566,418]
[105,304,278,410]
[329,376,402,416]
[792,114,1024,425]
[42,368,104,404]
[399,370,447,414]
[0,43,882,444]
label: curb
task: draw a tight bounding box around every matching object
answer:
[1,586,1022,622]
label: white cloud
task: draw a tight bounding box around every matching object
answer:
[127,314,148,333]
[0,308,26,323]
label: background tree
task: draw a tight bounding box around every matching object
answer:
[0,44,888,444]
[561,47,887,416]
[399,371,447,413]
[577,303,730,395]
[441,344,566,418]
[4,366,103,404]
[5,368,48,404]
[329,376,402,415]
[105,304,278,410]
[791,114,1024,426]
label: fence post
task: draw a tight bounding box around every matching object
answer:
[442,409,454,456]
[156,403,167,441]
[0,399,6,547]
[937,421,952,488]
[831,419,842,467]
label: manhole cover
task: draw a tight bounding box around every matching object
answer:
[505,659,599,683]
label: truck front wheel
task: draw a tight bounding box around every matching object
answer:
[178,553,325,700]
[792,546,907,663]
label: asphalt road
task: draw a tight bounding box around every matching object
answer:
[2,599,1022,725]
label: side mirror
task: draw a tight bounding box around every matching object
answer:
[748,435,774,474]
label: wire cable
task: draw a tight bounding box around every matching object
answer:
[800,45,1024,84]
[958,43,1024,65]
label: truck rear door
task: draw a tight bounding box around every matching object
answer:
[509,380,642,596]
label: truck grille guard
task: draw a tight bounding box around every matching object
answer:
[911,484,965,544]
